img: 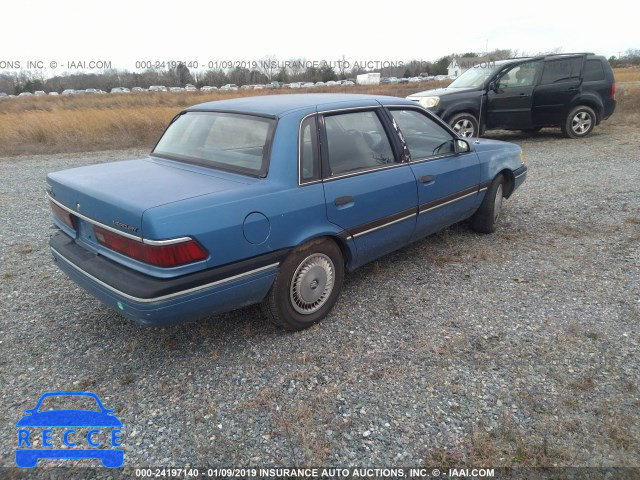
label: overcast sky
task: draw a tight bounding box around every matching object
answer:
[2,0,637,74]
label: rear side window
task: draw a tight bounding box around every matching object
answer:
[540,58,583,84]
[583,60,606,82]
[324,110,395,176]
[299,115,319,183]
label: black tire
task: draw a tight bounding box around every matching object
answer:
[561,105,596,138]
[261,238,344,331]
[449,113,479,138]
[471,174,504,234]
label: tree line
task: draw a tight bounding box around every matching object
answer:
[1,49,637,95]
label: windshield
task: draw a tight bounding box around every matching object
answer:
[448,63,500,88]
[153,112,275,176]
[37,395,101,412]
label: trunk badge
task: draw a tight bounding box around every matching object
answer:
[113,220,139,233]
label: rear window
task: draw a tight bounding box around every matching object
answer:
[583,60,606,82]
[540,58,583,84]
[153,112,276,176]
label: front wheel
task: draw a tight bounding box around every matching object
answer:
[449,113,479,138]
[562,105,596,138]
[261,238,344,331]
[471,174,504,234]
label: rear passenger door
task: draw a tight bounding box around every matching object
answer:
[320,108,418,267]
[532,56,584,125]
[387,108,481,241]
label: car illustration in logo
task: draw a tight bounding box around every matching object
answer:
[15,391,123,468]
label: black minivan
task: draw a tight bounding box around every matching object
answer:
[407,53,616,138]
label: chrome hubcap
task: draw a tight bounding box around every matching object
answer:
[453,119,475,137]
[290,253,335,315]
[493,184,503,224]
[571,112,592,134]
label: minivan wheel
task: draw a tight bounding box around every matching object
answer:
[562,106,596,138]
[261,238,344,331]
[449,113,479,138]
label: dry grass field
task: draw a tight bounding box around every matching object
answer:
[0,83,427,156]
[0,67,638,157]
[612,83,640,127]
[613,66,640,83]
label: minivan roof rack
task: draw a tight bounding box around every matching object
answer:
[506,53,596,61]
[544,52,595,56]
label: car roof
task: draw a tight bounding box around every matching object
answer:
[185,93,416,117]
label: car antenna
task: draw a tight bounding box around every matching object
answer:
[476,80,484,144]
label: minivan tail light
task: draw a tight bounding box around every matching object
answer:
[611,82,616,100]
[93,226,208,267]
[50,200,76,229]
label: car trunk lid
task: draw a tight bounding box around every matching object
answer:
[47,157,248,241]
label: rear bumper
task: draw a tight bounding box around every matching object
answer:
[602,99,616,121]
[50,231,282,326]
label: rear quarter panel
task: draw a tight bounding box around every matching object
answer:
[141,110,348,271]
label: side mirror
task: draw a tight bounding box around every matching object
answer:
[487,81,497,92]
[455,139,470,153]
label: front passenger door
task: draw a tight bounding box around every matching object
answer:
[486,60,541,129]
[388,108,480,241]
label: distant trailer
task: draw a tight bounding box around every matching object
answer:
[356,73,380,85]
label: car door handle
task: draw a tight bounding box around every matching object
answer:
[567,87,579,91]
[334,195,354,206]
[419,175,435,184]
[518,93,529,97]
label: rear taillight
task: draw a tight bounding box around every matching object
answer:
[93,225,208,267]
[50,200,76,229]
[611,82,616,100]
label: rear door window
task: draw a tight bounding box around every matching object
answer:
[323,110,396,176]
[540,58,583,84]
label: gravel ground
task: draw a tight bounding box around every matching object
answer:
[1,124,639,475]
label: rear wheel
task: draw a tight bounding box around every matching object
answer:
[562,105,596,138]
[449,113,479,138]
[261,238,344,331]
[471,174,504,234]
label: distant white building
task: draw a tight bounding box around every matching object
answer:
[447,56,493,77]
[356,73,380,85]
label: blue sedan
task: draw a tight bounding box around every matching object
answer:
[47,94,527,330]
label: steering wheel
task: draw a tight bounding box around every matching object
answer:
[345,129,364,140]
[362,132,383,153]
[433,141,452,155]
